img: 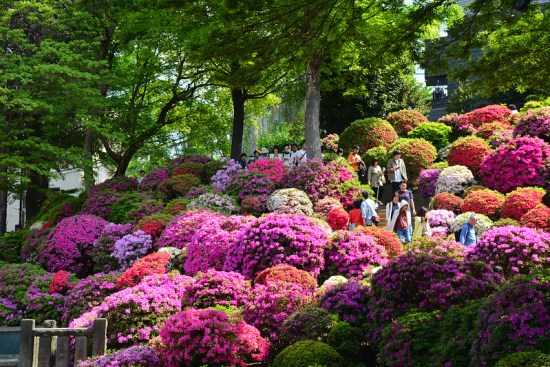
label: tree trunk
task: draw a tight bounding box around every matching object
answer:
[0,189,7,235]
[25,172,49,223]
[113,148,138,177]
[82,129,95,193]
[230,88,247,160]
[304,53,323,160]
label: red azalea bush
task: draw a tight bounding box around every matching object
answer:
[159,308,269,367]
[157,210,224,249]
[461,104,512,130]
[521,204,550,231]
[357,226,403,258]
[339,117,398,153]
[390,138,437,184]
[501,187,545,221]
[48,270,76,295]
[172,162,204,177]
[314,197,345,220]
[466,225,550,277]
[254,265,318,291]
[433,193,464,213]
[241,197,265,216]
[447,136,492,178]
[135,213,173,241]
[39,215,108,277]
[327,207,349,230]
[476,121,511,140]
[116,252,172,289]
[323,231,388,280]
[223,213,328,279]
[387,110,429,135]
[247,159,288,184]
[513,108,550,142]
[163,198,188,216]
[461,189,505,220]
[182,270,252,309]
[481,137,550,193]
[155,174,201,201]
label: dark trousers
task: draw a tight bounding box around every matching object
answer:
[391,181,400,196]
[373,186,384,202]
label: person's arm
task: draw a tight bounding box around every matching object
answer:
[348,154,355,164]
[367,166,373,186]
[459,224,468,245]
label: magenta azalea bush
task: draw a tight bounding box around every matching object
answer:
[157,210,224,249]
[323,231,388,280]
[481,137,550,193]
[513,108,550,142]
[138,168,170,192]
[181,270,252,309]
[70,273,191,347]
[82,177,138,219]
[212,159,243,192]
[223,213,328,278]
[91,223,134,273]
[112,230,153,270]
[248,158,288,184]
[184,216,253,275]
[159,308,270,367]
[77,346,161,367]
[227,170,276,207]
[39,215,108,277]
[418,169,439,197]
[318,280,369,325]
[466,225,550,277]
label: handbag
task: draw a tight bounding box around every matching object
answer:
[372,215,380,224]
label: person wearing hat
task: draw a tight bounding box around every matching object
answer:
[387,150,408,195]
[259,147,270,160]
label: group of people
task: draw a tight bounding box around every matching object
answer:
[239,141,308,169]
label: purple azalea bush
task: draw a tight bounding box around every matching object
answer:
[466,225,550,277]
[513,108,550,142]
[112,230,153,270]
[212,159,243,192]
[91,223,134,273]
[39,215,108,277]
[227,170,276,208]
[157,210,224,249]
[139,168,170,192]
[319,280,369,325]
[418,169,440,197]
[182,270,252,309]
[223,213,329,278]
[77,346,162,367]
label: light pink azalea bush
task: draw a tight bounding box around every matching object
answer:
[156,210,224,249]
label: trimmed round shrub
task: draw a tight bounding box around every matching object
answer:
[314,197,345,220]
[319,280,369,325]
[112,231,153,270]
[227,170,276,207]
[182,270,252,309]
[450,212,493,236]
[466,226,550,277]
[62,271,120,325]
[223,213,328,279]
[433,193,464,213]
[435,165,475,196]
[327,207,349,230]
[323,230,388,280]
[472,271,550,366]
[357,226,403,258]
[172,162,203,177]
[254,265,318,291]
[461,188,505,220]
[362,146,389,168]
[405,237,466,260]
[339,117,398,153]
[513,108,550,142]
[408,122,452,150]
[159,308,269,367]
[281,306,338,346]
[138,168,169,192]
[155,174,200,201]
[387,109,429,135]
[266,188,314,216]
[390,138,438,184]
[464,185,487,197]
[493,217,521,228]
[476,121,511,140]
[77,346,162,367]
[367,254,503,342]
[494,351,550,367]
[247,158,288,184]
[272,340,343,367]
[116,252,172,289]
[70,273,191,347]
[448,136,491,179]
[461,104,513,130]
[39,215,108,277]
[426,209,456,228]
[502,187,545,221]
[157,210,224,250]
[184,216,253,275]
[135,213,173,241]
[187,192,238,214]
[418,169,439,197]
[430,161,449,170]
[481,137,550,193]
[212,159,243,192]
[521,204,550,232]
[20,227,51,264]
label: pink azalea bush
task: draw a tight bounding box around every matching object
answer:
[39,215,108,277]
[466,225,550,277]
[248,158,288,184]
[157,210,224,249]
[418,169,439,197]
[70,273,191,347]
[318,280,369,325]
[426,209,456,228]
[323,231,388,280]
[138,168,170,192]
[405,237,466,260]
[501,187,545,221]
[460,104,513,130]
[223,213,328,279]
[513,108,550,142]
[77,346,162,367]
[181,270,252,309]
[480,137,550,193]
[184,216,253,275]
[159,308,270,367]
[227,170,276,208]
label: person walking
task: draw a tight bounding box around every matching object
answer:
[412,207,432,238]
[387,150,408,195]
[459,214,478,247]
[394,200,411,243]
[367,158,386,205]
[396,181,416,237]
[361,191,378,226]
[385,192,401,231]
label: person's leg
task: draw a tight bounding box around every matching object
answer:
[403,228,411,244]
[396,230,404,243]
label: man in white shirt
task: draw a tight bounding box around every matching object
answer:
[295,141,307,166]
[361,191,378,226]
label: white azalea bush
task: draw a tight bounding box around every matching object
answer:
[266,188,314,216]
[450,212,493,236]
[435,165,476,195]
[187,192,238,214]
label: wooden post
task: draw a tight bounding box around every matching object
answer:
[91,319,107,357]
[37,320,56,367]
[18,319,35,367]
[74,336,87,364]
[54,337,70,367]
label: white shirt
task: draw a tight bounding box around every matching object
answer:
[393,159,404,182]
[361,198,377,225]
[296,149,307,165]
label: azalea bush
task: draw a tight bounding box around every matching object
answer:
[426,209,456,228]
[77,346,162,367]
[439,112,473,138]
[187,192,238,214]
[184,216,253,275]
[447,136,491,179]
[466,226,550,277]
[172,162,204,177]
[318,280,369,325]
[155,174,201,201]
[227,170,276,207]
[450,212,493,235]
[405,237,466,260]
[112,230,153,270]
[314,197,345,220]
[280,306,338,347]
[200,159,225,184]
[362,146,389,168]
[513,108,550,142]
[501,187,545,221]
[107,192,164,224]
[266,188,314,216]
[418,169,439,197]
[390,138,438,184]
[461,104,513,130]
[248,158,288,184]
[480,137,550,193]
[254,265,318,291]
[357,226,403,258]
[520,204,550,231]
[433,193,464,213]
[323,230,388,280]
[157,210,224,249]
[408,122,452,150]
[138,168,169,192]
[476,121,512,140]
[387,109,429,135]
[116,252,172,289]
[20,227,51,264]
[212,159,243,192]
[159,308,270,367]
[223,213,328,278]
[182,270,252,309]
[135,213,173,241]
[163,198,188,216]
[241,197,265,216]
[39,215,108,277]
[322,133,340,152]
[461,189,505,220]
[327,207,349,230]
[435,165,475,196]
[339,117,398,153]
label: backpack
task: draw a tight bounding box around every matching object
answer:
[454,229,461,242]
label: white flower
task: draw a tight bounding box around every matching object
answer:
[435,165,476,195]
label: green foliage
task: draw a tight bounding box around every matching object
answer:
[33,191,84,225]
[273,340,343,367]
[0,229,29,262]
[201,160,226,184]
[325,321,366,367]
[155,174,201,202]
[107,192,163,224]
[257,123,305,152]
[492,218,520,228]
[430,162,449,171]
[521,97,550,112]
[408,123,452,151]
[339,118,397,154]
[495,351,550,367]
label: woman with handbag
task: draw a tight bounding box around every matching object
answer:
[367,158,386,206]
